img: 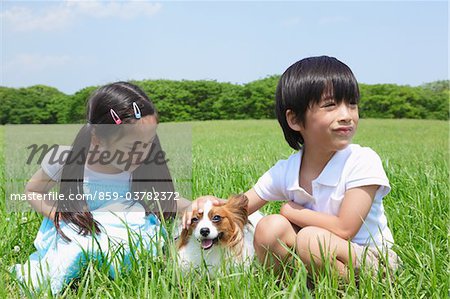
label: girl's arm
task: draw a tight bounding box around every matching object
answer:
[176,197,194,213]
[280,185,378,240]
[25,168,58,220]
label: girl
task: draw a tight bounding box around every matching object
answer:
[184,56,399,278]
[13,82,181,293]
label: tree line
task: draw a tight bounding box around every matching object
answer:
[0,77,448,124]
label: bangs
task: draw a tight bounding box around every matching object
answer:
[308,70,360,108]
[330,71,360,104]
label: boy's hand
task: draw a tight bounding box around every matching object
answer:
[182,195,226,229]
[280,201,305,222]
[280,201,305,212]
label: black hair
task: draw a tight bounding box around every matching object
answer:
[275,56,360,150]
[55,81,176,241]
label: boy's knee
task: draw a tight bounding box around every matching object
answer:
[254,214,291,246]
[296,226,331,253]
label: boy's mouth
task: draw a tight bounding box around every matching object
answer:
[333,126,353,135]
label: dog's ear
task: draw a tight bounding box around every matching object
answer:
[176,227,191,249]
[226,194,249,227]
[227,194,249,210]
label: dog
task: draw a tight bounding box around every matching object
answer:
[176,194,263,273]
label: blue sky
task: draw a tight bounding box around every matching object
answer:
[1,1,448,94]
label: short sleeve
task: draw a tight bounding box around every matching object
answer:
[41,145,71,182]
[253,159,288,201]
[345,147,391,198]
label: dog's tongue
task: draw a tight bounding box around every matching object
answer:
[201,239,213,249]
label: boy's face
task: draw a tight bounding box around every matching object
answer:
[300,96,359,153]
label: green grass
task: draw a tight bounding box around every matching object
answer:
[0,118,448,298]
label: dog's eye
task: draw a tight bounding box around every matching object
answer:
[212,215,221,223]
[191,217,199,223]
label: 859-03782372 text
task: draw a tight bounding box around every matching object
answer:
[9,191,180,202]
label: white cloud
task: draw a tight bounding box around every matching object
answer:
[66,1,162,20]
[1,5,73,32]
[1,1,162,32]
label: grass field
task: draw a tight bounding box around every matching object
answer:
[0,119,448,298]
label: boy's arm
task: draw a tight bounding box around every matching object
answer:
[25,168,58,220]
[244,188,268,214]
[280,185,378,240]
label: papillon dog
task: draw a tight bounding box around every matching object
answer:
[176,194,263,273]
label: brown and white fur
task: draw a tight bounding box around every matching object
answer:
[176,194,263,273]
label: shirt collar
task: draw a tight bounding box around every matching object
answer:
[286,152,301,191]
[287,146,352,190]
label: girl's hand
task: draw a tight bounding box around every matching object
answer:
[181,195,226,229]
[25,168,58,220]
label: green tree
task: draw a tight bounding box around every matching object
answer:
[0,85,68,124]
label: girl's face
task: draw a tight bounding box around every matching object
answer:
[90,115,158,173]
[299,96,359,154]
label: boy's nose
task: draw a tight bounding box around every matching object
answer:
[337,103,352,122]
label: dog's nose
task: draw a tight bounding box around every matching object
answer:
[200,228,210,237]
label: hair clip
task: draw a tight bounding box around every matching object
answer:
[110,109,122,125]
[133,102,141,119]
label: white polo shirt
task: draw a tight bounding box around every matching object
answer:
[254,144,394,248]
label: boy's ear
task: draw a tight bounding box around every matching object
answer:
[286,109,303,132]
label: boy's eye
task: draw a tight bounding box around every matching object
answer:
[322,101,336,108]
[212,215,221,223]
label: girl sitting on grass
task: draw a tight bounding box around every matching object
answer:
[184,56,399,279]
[12,82,182,294]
